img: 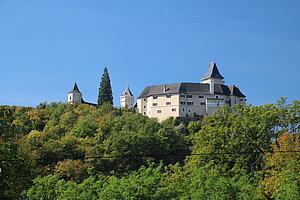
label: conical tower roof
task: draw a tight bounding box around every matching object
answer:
[121,85,133,96]
[202,62,225,80]
[68,82,82,94]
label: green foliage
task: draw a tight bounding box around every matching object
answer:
[0,140,38,200]
[262,133,300,199]
[23,162,263,200]
[70,118,98,138]
[100,164,163,200]
[1,99,299,199]
[54,159,91,183]
[0,105,15,138]
[275,160,300,200]
[95,112,188,172]
[187,102,297,176]
[187,120,202,134]
[97,67,113,106]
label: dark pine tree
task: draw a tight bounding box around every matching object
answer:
[98,67,113,106]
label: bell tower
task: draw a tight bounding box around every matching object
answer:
[201,62,225,94]
[68,82,82,104]
[120,85,134,108]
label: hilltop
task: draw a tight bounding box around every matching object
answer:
[0,98,299,199]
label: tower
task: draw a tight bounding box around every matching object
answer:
[68,82,83,104]
[120,85,134,108]
[201,62,225,94]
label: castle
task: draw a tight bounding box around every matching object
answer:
[137,62,246,121]
[68,62,246,121]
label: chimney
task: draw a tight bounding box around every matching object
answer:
[164,85,170,93]
[210,79,215,94]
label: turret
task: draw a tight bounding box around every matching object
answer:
[201,62,225,94]
[68,82,82,104]
[120,85,134,108]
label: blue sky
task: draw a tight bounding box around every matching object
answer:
[1,0,299,107]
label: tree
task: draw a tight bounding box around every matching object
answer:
[262,133,300,199]
[54,159,91,183]
[186,103,283,177]
[97,67,113,106]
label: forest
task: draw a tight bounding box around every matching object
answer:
[0,98,299,200]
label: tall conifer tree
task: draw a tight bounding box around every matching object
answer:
[98,67,113,106]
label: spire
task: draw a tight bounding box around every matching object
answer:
[122,85,133,96]
[68,82,82,94]
[202,62,225,80]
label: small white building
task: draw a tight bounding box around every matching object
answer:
[137,62,246,121]
[68,82,97,106]
[68,82,83,104]
[120,85,134,108]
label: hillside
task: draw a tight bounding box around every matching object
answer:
[0,98,299,199]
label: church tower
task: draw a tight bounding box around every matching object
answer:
[120,85,134,108]
[201,62,225,94]
[68,82,83,104]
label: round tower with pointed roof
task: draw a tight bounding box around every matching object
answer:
[120,85,134,108]
[68,82,83,104]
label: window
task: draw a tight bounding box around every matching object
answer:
[216,96,219,99]
[198,95,204,98]
[143,105,146,108]
[187,94,193,98]
[200,102,205,105]
[240,98,243,101]
[69,96,72,100]
[172,108,176,112]
[188,109,191,113]
[182,108,185,112]
[143,112,146,115]
[153,96,158,99]
[180,94,185,98]
[180,101,186,105]
[157,110,162,113]
[166,94,171,98]
[152,103,157,106]
[187,102,194,105]
[217,103,219,106]
[143,98,146,101]
[166,102,171,105]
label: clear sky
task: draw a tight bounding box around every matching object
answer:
[1,0,299,107]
